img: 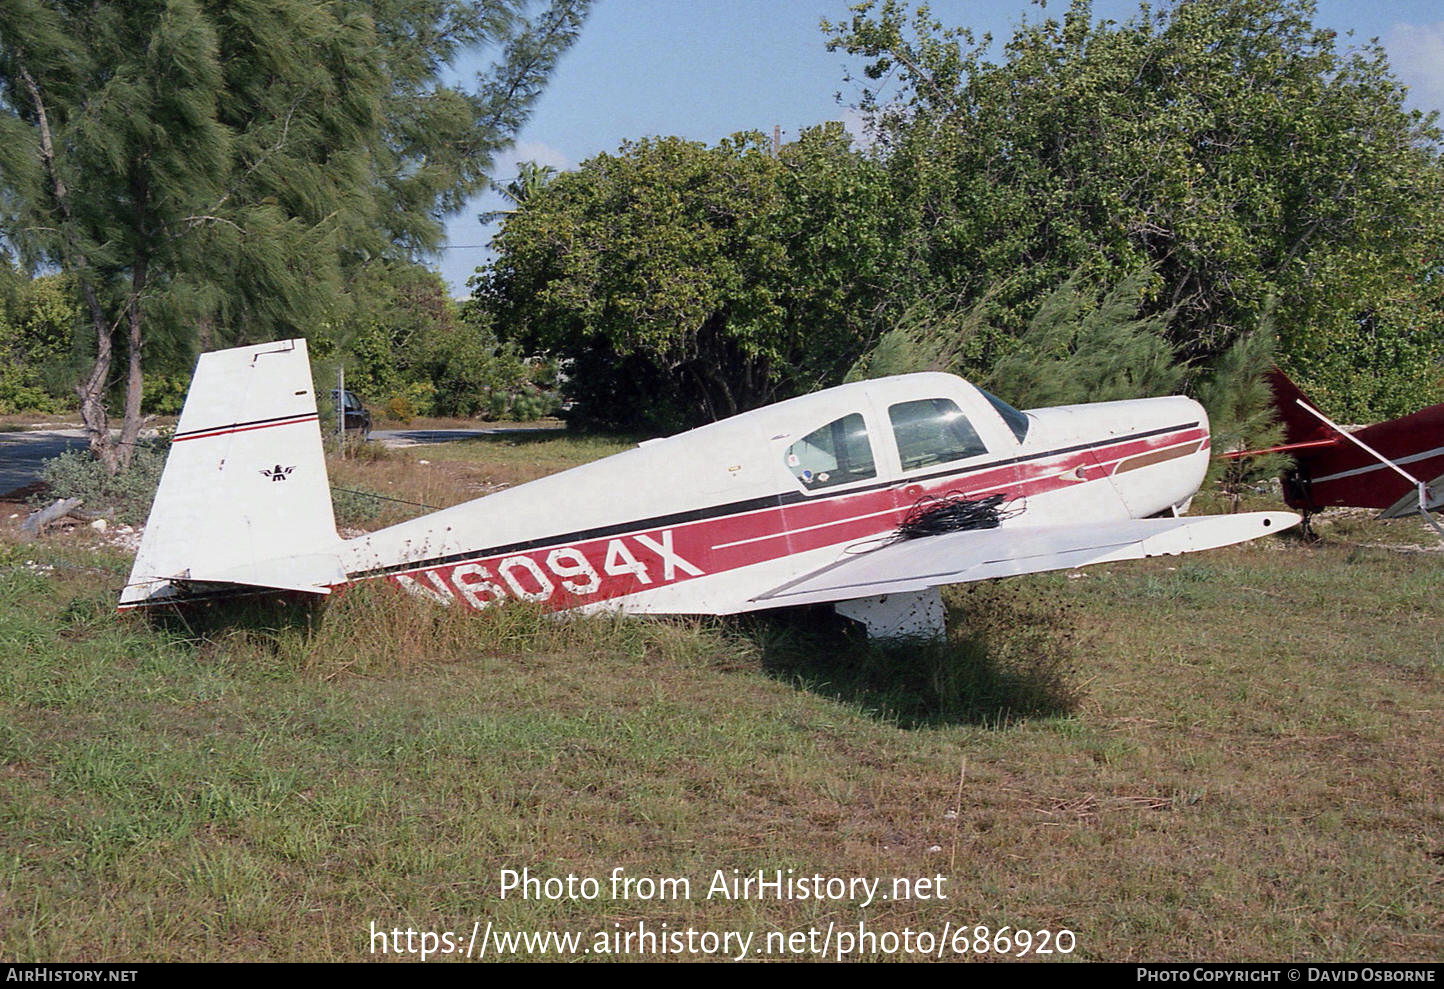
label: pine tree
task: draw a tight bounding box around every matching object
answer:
[848,267,1185,408]
[0,0,590,469]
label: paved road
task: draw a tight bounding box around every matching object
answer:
[371,426,564,448]
[0,429,88,496]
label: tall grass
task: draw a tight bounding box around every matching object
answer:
[753,580,1083,728]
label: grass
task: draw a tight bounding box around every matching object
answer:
[0,432,1440,962]
[0,413,83,430]
[751,582,1084,729]
[411,431,639,483]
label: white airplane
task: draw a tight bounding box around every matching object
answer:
[119,339,1298,638]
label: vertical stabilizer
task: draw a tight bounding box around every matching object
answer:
[120,339,345,607]
[1267,368,1334,447]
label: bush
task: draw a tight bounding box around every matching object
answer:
[507,388,561,422]
[376,381,432,423]
[0,271,78,414]
[0,366,65,414]
[35,441,168,525]
[477,383,561,422]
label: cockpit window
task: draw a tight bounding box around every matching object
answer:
[980,388,1030,443]
[785,413,876,490]
[888,398,989,471]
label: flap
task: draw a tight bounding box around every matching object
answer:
[752,512,1298,608]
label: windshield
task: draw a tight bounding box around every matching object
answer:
[979,389,1030,443]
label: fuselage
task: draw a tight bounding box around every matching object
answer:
[339,373,1210,616]
[1287,403,1444,514]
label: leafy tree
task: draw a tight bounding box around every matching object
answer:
[478,124,900,429]
[0,0,590,469]
[0,266,79,413]
[315,261,539,420]
[316,263,455,412]
[442,301,555,420]
[825,0,1444,420]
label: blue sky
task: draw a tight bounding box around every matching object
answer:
[436,0,1444,295]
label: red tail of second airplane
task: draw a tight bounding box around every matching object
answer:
[1265,370,1444,518]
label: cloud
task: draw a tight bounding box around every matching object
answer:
[1384,21,1444,115]
[505,140,572,174]
[838,106,878,149]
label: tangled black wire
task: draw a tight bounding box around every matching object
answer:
[895,491,1025,539]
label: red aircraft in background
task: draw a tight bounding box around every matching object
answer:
[1242,370,1444,537]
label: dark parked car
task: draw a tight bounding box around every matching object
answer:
[330,389,371,438]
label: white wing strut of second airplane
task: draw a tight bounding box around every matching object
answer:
[119,340,1298,638]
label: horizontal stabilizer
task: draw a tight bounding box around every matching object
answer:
[1378,473,1444,519]
[124,555,347,606]
[753,512,1299,607]
[176,552,348,596]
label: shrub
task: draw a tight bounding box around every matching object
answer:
[36,440,168,525]
[383,381,436,423]
[141,375,189,416]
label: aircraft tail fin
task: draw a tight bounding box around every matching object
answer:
[1267,369,1335,448]
[120,339,346,608]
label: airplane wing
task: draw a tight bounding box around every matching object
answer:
[751,511,1298,608]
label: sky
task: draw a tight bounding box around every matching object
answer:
[436,0,1444,295]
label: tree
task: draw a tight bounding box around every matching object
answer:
[0,0,590,469]
[0,0,230,469]
[848,266,1186,406]
[0,264,78,414]
[313,260,539,420]
[480,159,559,223]
[825,0,1444,420]
[478,124,900,429]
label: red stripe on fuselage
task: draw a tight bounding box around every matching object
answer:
[382,425,1206,613]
